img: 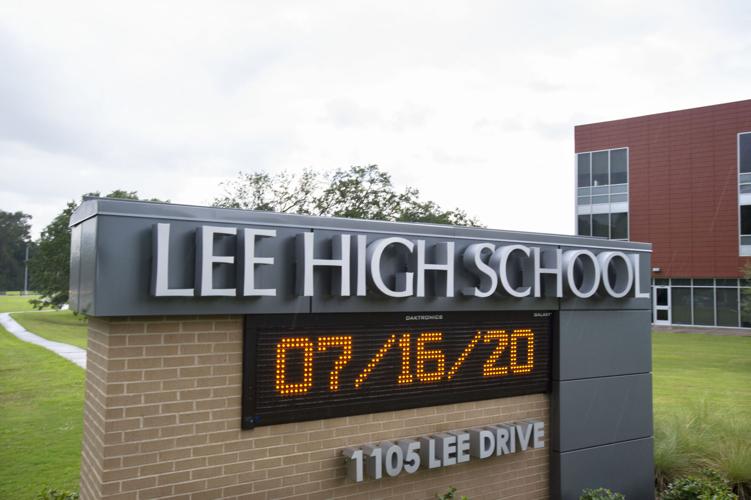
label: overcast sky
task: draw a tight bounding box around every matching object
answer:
[1,1,750,238]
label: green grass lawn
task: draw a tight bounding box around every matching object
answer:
[0,324,84,499]
[11,311,88,349]
[652,331,751,416]
[652,331,751,492]
[0,294,40,313]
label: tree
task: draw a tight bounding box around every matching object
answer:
[0,210,32,292]
[214,165,480,226]
[29,190,164,309]
[29,202,75,308]
[213,169,321,214]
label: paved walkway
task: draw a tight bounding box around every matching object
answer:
[652,324,751,337]
[0,312,86,369]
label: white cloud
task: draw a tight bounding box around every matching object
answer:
[0,0,749,238]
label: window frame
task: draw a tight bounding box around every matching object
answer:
[739,132,751,256]
[575,146,630,240]
[652,278,748,329]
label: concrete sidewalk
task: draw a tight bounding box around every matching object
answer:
[652,324,751,337]
[0,312,86,369]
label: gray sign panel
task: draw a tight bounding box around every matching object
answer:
[68,198,651,317]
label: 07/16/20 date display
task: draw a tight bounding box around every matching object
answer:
[242,311,552,428]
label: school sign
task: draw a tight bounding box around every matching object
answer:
[70,198,654,499]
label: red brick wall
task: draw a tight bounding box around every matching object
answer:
[575,99,751,278]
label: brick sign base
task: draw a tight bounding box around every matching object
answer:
[81,316,549,499]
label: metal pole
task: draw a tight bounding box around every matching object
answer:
[23,244,29,296]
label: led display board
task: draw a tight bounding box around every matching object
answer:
[242,311,553,428]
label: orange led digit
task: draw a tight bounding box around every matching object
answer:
[415,332,445,383]
[510,329,534,374]
[482,330,509,377]
[317,336,353,391]
[275,337,315,396]
[354,334,397,389]
[446,330,482,380]
[397,333,414,385]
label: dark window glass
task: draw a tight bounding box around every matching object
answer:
[693,288,714,325]
[592,151,609,186]
[716,288,739,327]
[742,289,751,327]
[671,288,692,324]
[577,153,591,187]
[716,279,738,286]
[693,279,714,286]
[656,310,668,321]
[671,279,691,286]
[742,206,751,235]
[654,278,669,285]
[656,288,668,306]
[740,133,751,174]
[577,215,591,236]
[610,148,628,184]
[592,213,609,238]
[611,212,628,239]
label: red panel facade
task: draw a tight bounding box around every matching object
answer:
[575,100,751,278]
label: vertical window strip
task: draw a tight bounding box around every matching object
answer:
[575,147,629,240]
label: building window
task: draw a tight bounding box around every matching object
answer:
[592,213,610,238]
[653,278,747,328]
[671,287,692,324]
[577,214,591,236]
[739,132,751,255]
[610,149,628,184]
[577,154,591,187]
[716,288,739,327]
[592,151,609,186]
[576,147,629,240]
[692,287,715,326]
[610,212,629,240]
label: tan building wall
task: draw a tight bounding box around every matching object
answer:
[81,316,550,500]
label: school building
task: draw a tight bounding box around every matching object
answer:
[575,98,751,328]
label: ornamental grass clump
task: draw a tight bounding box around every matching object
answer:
[654,400,751,498]
[706,436,751,500]
[654,411,708,490]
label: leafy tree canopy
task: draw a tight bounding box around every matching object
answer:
[29,190,165,309]
[0,210,32,292]
[214,165,480,227]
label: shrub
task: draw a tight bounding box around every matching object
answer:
[579,487,625,500]
[436,486,468,500]
[662,470,737,500]
[36,489,80,500]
